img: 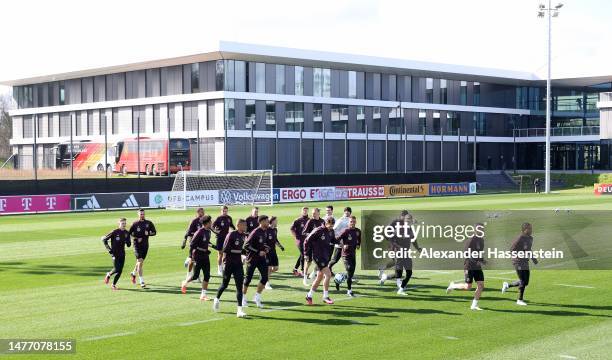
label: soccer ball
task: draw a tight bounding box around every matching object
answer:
[334,273,347,284]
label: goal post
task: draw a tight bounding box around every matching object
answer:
[167,170,274,210]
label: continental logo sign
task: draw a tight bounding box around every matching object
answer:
[384,184,429,197]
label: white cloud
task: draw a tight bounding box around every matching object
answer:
[0,0,610,96]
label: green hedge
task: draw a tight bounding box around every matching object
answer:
[515,173,612,188]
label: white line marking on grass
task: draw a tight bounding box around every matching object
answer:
[84,331,134,341]
[498,271,517,275]
[443,336,459,340]
[177,318,223,327]
[559,355,577,359]
[555,284,595,289]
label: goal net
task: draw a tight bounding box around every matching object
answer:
[167,170,273,209]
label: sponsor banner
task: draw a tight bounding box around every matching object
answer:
[72,193,150,211]
[336,185,386,199]
[594,183,612,196]
[278,187,336,203]
[429,182,472,196]
[384,184,429,198]
[272,188,280,203]
[469,182,477,194]
[219,189,273,204]
[0,195,71,214]
[149,191,219,208]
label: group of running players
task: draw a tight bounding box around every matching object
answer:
[101,206,536,317]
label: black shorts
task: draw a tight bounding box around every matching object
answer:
[267,250,279,267]
[313,257,329,270]
[516,269,530,287]
[215,236,226,252]
[192,253,211,282]
[134,246,148,260]
[464,269,484,283]
[394,257,412,271]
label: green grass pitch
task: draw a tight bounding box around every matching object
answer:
[1,189,611,359]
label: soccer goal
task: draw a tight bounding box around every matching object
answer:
[167,170,274,210]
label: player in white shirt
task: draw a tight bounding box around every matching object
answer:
[329,207,351,274]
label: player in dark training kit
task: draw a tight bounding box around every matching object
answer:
[213,219,248,318]
[302,208,324,286]
[242,215,271,308]
[245,207,259,234]
[290,207,309,277]
[181,215,213,301]
[379,210,422,295]
[182,208,205,278]
[102,218,131,290]
[265,216,285,290]
[304,217,336,305]
[129,209,157,288]
[502,223,538,306]
[334,215,361,296]
[212,205,235,276]
[446,223,486,310]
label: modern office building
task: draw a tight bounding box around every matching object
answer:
[3,41,612,175]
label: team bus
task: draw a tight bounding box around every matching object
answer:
[114,137,191,175]
[54,140,114,172]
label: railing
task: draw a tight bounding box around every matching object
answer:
[513,126,600,138]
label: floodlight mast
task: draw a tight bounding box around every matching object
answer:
[538,0,562,194]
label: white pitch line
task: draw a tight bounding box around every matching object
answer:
[177,318,223,327]
[498,271,517,275]
[559,355,577,359]
[83,331,135,341]
[555,284,595,289]
[443,336,459,340]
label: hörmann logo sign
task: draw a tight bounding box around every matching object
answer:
[384,184,429,197]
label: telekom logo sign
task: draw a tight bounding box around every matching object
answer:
[21,198,32,211]
[46,197,57,210]
[0,195,71,214]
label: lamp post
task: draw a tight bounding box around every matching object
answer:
[538,1,563,194]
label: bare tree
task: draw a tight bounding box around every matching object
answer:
[0,93,14,161]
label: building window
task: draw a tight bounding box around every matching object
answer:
[356,106,365,133]
[99,112,106,135]
[183,102,198,131]
[473,82,480,106]
[133,106,146,134]
[235,61,246,92]
[112,108,119,134]
[474,113,485,135]
[285,102,304,132]
[75,113,81,136]
[433,111,441,134]
[313,68,323,97]
[313,103,323,131]
[207,101,215,131]
[418,110,427,133]
[87,111,94,135]
[37,115,44,138]
[153,105,160,133]
[460,81,467,105]
[59,113,71,137]
[295,66,304,96]
[447,112,459,135]
[275,64,285,94]
[440,79,447,104]
[225,99,235,130]
[23,116,33,138]
[245,100,256,129]
[191,63,200,93]
[255,63,265,93]
[146,69,161,97]
[388,75,397,101]
[425,78,433,103]
[59,82,65,105]
[224,60,235,92]
[265,101,275,131]
[388,107,402,134]
[331,105,348,133]
[348,71,357,99]
[322,69,331,97]
[168,104,175,132]
[215,60,225,91]
[372,106,381,133]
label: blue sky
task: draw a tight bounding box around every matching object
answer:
[1,0,610,95]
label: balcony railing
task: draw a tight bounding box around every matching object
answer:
[513,126,600,138]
